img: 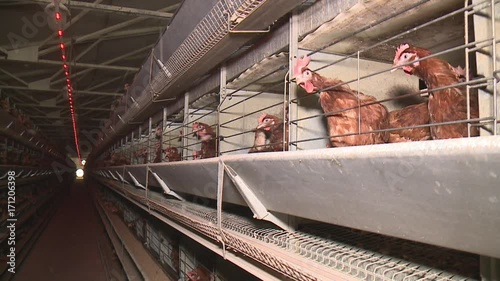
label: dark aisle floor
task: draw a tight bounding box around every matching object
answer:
[14,180,110,281]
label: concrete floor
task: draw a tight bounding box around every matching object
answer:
[14,181,111,281]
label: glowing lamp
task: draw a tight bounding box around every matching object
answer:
[76,169,84,178]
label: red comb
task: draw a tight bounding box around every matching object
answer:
[258,113,267,124]
[394,44,410,64]
[293,55,311,78]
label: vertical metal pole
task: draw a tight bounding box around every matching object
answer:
[465,0,471,137]
[138,125,142,164]
[131,131,134,164]
[161,107,167,162]
[148,117,152,163]
[183,92,190,160]
[357,51,361,135]
[491,0,498,135]
[125,135,128,163]
[219,65,227,156]
[288,11,299,151]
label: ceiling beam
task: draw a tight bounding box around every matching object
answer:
[38,4,176,56]
[50,39,103,81]
[0,91,47,116]
[2,26,162,52]
[86,76,123,91]
[15,103,111,111]
[52,44,153,85]
[0,69,54,80]
[0,67,29,86]
[0,85,122,97]
[60,94,113,115]
[27,0,176,19]
[0,57,138,72]
[37,123,101,128]
[39,17,143,56]
[29,115,107,122]
[30,115,108,122]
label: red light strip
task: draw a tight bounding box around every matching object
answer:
[55,9,81,161]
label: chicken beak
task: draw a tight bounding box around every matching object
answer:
[256,123,266,130]
[390,63,401,73]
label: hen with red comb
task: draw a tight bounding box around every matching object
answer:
[391,43,479,139]
[293,55,389,147]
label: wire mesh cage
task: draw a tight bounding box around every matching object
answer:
[92,0,499,279]
[158,114,184,163]
[288,0,498,150]
[180,93,220,161]
[219,52,290,155]
[104,181,479,281]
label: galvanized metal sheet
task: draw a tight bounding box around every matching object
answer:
[148,160,246,205]
[221,136,500,258]
[95,137,500,258]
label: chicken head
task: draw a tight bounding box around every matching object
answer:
[293,55,316,93]
[192,122,213,141]
[392,44,420,75]
[256,113,276,131]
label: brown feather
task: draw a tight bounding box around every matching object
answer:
[403,46,479,139]
[192,122,217,158]
[248,129,271,153]
[311,73,389,147]
[388,102,431,142]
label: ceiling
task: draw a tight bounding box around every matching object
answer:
[0,0,182,157]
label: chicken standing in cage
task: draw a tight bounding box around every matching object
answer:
[163,146,181,162]
[294,55,389,147]
[392,44,479,139]
[249,113,288,152]
[192,122,217,159]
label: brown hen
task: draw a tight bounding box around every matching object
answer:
[392,44,479,139]
[388,102,431,142]
[294,55,389,147]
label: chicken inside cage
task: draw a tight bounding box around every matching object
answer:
[219,52,290,154]
[187,94,219,160]
[280,1,498,151]
[74,0,500,279]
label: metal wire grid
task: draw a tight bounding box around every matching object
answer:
[104,1,500,162]
[219,63,289,154]
[145,223,179,270]
[103,188,181,274]
[287,0,499,148]
[189,101,220,160]
[99,178,477,281]
[232,1,263,20]
[299,224,479,280]
[149,0,265,97]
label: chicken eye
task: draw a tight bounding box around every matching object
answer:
[402,53,409,59]
[305,70,311,75]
